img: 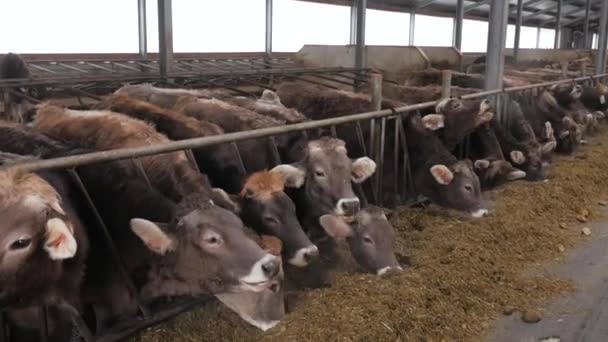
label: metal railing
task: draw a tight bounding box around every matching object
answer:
[1,72,607,342]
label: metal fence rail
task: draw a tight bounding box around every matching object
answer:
[1,72,607,342]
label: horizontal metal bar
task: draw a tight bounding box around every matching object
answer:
[3,73,608,173]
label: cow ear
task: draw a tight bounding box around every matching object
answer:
[271,164,306,188]
[351,157,377,183]
[211,188,241,213]
[430,165,454,185]
[474,159,491,169]
[44,218,78,260]
[510,150,526,165]
[130,218,176,255]
[507,169,527,180]
[542,141,557,155]
[319,215,353,240]
[261,90,281,104]
[421,114,445,131]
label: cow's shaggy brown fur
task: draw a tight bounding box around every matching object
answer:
[33,104,213,202]
[240,171,285,200]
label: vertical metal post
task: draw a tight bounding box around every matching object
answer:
[409,9,416,46]
[370,73,382,110]
[561,64,568,79]
[138,0,147,60]
[596,0,608,75]
[265,0,273,57]
[484,0,508,91]
[514,0,523,61]
[453,0,464,50]
[350,4,357,44]
[354,0,366,70]
[583,0,591,48]
[441,70,452,98]
[158,0,173,77]
[554,0,562,49]
[536,27,541,48]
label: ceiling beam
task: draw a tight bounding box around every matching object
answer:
[464,0,491,13]
[415,0,439,9]
[539,0,600,25]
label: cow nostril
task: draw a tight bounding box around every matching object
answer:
[304,246,319,261]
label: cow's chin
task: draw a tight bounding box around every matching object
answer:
[235,280,279,293]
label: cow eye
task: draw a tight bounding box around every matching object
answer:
[464,185,473,192]
[363,235,374,245]
[314,170,326,177]
[203,233,222,246]
[10,238,32,250]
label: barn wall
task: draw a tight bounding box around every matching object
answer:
[296,45,461,73]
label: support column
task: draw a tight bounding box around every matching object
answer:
[453,0,464,50]
[158,0,173,77]
[409,9,416,46]
[554,0,562,49]
[583,0,591,48]
[536,27,541,48]
[513,0,523,61]
[596,0,608,74]
[484,0,509,91]
[138,0,147,60]
[265,0,273,57]
[354,0,366,70]
[350,4,357,44]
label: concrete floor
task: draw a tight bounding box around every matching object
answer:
[485,209,608,342]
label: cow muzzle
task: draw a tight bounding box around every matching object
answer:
[377,266,403,276]
[336,198,361,217]
[287,245,319,267]
[239,254,281,292]
[470,209,489,218]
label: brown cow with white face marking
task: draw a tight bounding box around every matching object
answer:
[0,153,89,341]
[0,157,88,310]
[73,163,282,330]
[407,114,487,217]
[230,171,318,267]
[318,206,401,275]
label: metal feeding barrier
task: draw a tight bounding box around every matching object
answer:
[1,69,608,341]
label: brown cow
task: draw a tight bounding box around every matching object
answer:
[422,97,494,151]
[32,104,234,208]
[406,114,487,217]
[318,206,401,275]
[0,153,89,341]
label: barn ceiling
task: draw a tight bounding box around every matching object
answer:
[301,0,604,32]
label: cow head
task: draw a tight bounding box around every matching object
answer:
[426,98,494,148]
[550,83,582,106]
[234,171,318,267]
[555,116,582,154]
[0,170,79,307]
[426,160,487,218]
[271,137,376,220]
[131,196,282,298]
[474,158,526,188]
[318,206,401,275]
[215,234,285,331]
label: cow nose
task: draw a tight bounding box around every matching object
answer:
[261,257,280,278]
[339,198,360,216]
[377,266,403,276]
[304,245,319,262]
